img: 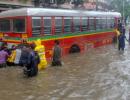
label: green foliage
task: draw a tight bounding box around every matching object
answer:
[71,0,84,8]
[56,0,65,5]
[33,0,85,8]
[33,0,40,7]
[110,0,130,18]
[35,0,65,7]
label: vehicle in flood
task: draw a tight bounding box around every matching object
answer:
[0,8,121,60]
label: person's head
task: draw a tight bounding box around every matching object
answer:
[118,19,121,23]
[1,42,7,48]
[11,45,16,50]
[54,40,60,45]
[0,46,7,51]
[30,43,36,50]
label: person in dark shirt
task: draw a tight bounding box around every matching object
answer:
[118,23,129,52]
[19,46,30,67]
[117,20,122,33]
[129,28,130,44]
[118,33,126,51]
[51,40,62,66]
[23,44,40,77]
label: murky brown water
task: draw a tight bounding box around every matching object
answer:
[0,42,130,100]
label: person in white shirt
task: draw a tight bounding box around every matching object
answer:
[14,46,22,65]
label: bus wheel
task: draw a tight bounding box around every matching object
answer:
[69,45,80,53]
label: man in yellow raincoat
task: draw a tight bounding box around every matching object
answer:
[114,29,121,47]
[34,39,47,70]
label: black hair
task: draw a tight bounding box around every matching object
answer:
[118,19,121,22]
[30,43,36,50]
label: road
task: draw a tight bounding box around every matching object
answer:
[0,32,130,100]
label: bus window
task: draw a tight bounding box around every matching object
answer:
[99,18,103,29]
[44,17,51,35]
[107,18,115,29]
[101,18,107,29]
[111,18,115,28]
[96,18,101,30]
[82,17,87,31]
[0,19,10,32]
[13,18,25,33]
[55,17,62,35]
[32,17,41,36]
[89,18,95,31]
[73,17,80,32]
[107,18,110,29]
[64,17,71,33]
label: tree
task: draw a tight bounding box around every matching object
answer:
[40,0,65,8]
[41,0,51,7]
[33,0,84,8]
[110,0,130,19]
[33,0,40,7]
[56,0,65,5]
[71,0,84,8]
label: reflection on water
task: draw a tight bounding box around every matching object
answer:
[1,44,130,100]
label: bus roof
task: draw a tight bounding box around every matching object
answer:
[0,8,121,18]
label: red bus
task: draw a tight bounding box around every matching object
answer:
[0,8,121,60]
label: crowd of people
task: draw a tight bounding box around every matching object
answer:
[0,39,62,77]
[0,19,130,77]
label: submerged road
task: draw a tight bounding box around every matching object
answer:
[0,35,130,100]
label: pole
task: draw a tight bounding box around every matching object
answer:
[123,0,124,21]
[96,0,98,11]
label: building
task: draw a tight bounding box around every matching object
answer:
[0,0,110,12]
[84,0,109,11]
[60,0,109,11]
[0,0,33,12]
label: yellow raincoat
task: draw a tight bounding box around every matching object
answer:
[115,29,121,47]
[7,50,16,63]
[34,39,47,70]
[115,29,121,36]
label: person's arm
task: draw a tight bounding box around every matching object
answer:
[27,53,32,66]
[6,52,9,60]
[124,35,129,42]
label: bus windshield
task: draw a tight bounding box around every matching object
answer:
[0,18,26,33]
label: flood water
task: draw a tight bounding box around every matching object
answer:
[1,42,130,100]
